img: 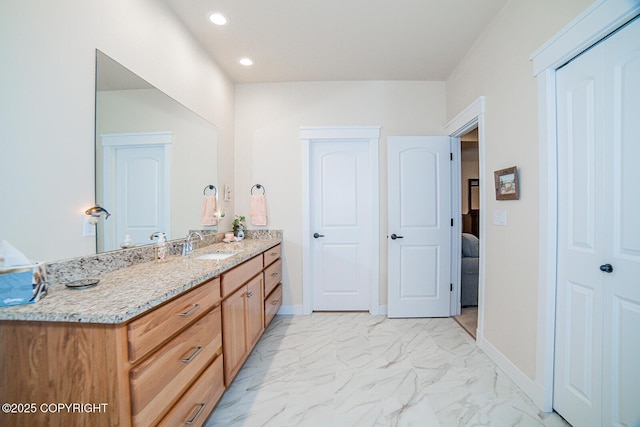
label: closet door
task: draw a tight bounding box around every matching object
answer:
[554,17,640,427]
[600,18,640,427]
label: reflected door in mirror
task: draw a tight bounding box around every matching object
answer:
[101,132,171,251]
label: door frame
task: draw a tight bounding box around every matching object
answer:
[301,126,381,315]
[445,97,486,335]
[530,0,640,412]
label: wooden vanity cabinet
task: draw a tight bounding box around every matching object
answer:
[264,283,282,327]
[0,277,223,427]
[263,244,283,327]
[263,244,281,267]
[221,256,264,385]
[128,278,223,427]
[0,242,282,427]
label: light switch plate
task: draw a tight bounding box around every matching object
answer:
[493,209,507,226]
[82,215,96,237]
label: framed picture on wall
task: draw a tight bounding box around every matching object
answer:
[494,166,519,200]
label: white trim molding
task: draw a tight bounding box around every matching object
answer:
[445,97,486,342]
[530,0,640,76]
[300,126,381,316]
[531,0,640,412]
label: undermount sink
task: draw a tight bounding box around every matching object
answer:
[194,252,236,260]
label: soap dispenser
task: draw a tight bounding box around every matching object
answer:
[150,232,168,262]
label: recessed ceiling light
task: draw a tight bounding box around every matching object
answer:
[239,58,254,66]
[208,12,228,25]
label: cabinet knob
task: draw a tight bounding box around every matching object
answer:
[246,291,253,298]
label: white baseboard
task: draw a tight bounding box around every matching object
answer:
[478,335,545,410]
[277,305,307,315]
[278,305,389,316]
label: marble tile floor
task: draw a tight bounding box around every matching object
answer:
[205,313,569,427]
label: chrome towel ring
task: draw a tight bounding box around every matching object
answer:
[251,184,266,195]
[203,185,217,196]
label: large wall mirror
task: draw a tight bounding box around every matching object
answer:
[95,50,218,253]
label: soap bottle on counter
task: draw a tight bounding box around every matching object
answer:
[150,232,168,262]
[120,234,135,249]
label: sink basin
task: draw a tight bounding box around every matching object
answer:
[194,252,236,260]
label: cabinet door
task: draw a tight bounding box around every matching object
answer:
[246,274,264,351]
[222,285,247,385]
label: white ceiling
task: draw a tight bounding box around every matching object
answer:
[161,0,509,84]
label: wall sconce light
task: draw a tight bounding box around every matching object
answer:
[84,206,111,225]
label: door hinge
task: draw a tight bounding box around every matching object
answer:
[450,152,453,161]
[451,218,454,226]
[450,283,453,292]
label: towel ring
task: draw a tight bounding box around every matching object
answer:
[251,184,266,195]
[203,185,217,196]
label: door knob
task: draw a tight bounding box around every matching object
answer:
[313,232,325,239]
[390,233,404,240]
[599,263,613,273]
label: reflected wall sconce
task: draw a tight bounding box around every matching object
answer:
[84,206,111,224]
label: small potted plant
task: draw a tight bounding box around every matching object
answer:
[232,215,246,239]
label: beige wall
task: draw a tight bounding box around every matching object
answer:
[234,81,447,307]
[446,0,593,378]
[0,0,234,261]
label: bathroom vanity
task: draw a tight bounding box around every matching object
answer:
[0,236,282,427]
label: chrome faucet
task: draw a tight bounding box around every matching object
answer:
[182,231,204,256]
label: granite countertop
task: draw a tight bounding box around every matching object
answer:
[0,238,281,324]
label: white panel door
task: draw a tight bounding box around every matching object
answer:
[387,136,451,318]
[310,140,372,311]
[601,18,640,427]
[104,145,169,250]
[555,17,640,427]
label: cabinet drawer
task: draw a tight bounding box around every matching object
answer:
[130,307,221,427]
[263,258,282,297]
[263,244,281,267]
[264,284,282,327]
[128,278,220,363]
[157,355,225,427]
[221,255,262,297]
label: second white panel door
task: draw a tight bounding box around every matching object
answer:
[310,140,372,311]
[387,136,452,318]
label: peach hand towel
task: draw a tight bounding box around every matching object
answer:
[250,194,267,226]
[201,195,217,226]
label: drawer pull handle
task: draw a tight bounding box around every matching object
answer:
[178,304,200,317]
[271,272,279,277]
[181,346,203,363]
[246,291,253,298]
[270,252,278,256]
[272,299,279,305]
[185,403,206,425]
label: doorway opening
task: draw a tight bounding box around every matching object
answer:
[454,127,479,338]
